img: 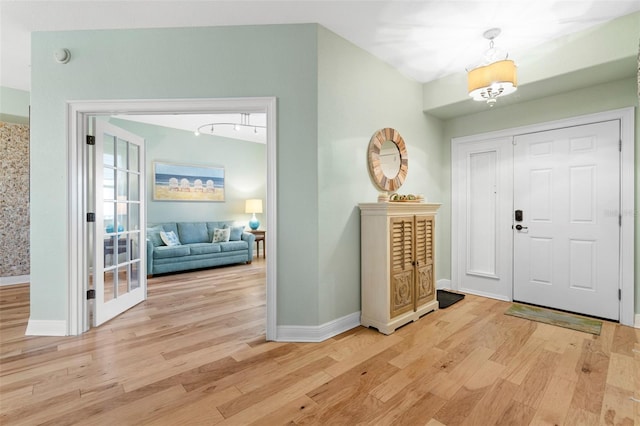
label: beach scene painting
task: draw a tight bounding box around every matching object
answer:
[153,161,225,202]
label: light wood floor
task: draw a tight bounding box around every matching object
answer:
[1,260,638,425]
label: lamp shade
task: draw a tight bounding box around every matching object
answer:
[468,59,517,102]
[245,199,263,214]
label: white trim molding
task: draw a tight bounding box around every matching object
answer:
[276,311,361,343]
[635,314,640,329]
[0,275,30,286]
[26,320,67,336]
[437,279,451,290]
[450,107,635,326]
[67,97,278,338]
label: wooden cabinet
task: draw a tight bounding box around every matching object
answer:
[359,202,441,334]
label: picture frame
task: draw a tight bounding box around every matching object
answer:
[153,161,225,202]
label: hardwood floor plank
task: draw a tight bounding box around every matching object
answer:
[460,378,520,426]
[598,384,635,426]
[606,352,636,391]
[570,338,610,415]
[494,399,536,425]
[143,386,240,426]
[247,394,318,426]
[512,349,560,409]
[217,371,332,425]
[1,266,638,425]
[369,347,445,403]
[428,346,494,400]
[432,384,487,425]
[217,356,335,418]
[564,407,600,426]
[529,375,576,425]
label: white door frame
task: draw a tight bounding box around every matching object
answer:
[451,107,635,326]
[67,97,278,339]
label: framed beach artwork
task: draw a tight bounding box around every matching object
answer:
[153,161,225,202]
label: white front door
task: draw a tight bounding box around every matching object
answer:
[453,137,513,300]
[512,120,620,320]
[92,121,146,326]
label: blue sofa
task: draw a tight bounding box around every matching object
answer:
[146,221,255,276]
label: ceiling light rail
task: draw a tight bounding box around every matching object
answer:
[194,113,266,136]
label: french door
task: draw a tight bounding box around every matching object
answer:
[92,121,146,326]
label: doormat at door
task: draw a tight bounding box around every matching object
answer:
[437,290,465,309]
[505,304,602,335]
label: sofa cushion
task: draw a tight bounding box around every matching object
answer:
[177,222,209,244]
[206,221,233,241]
[153,245,190,259]
[213,227,231,243]
[219,241,248,252]
[224,224,245,241]
[146,225,165,247]
[189,243,222,255]
[160,230,181,246]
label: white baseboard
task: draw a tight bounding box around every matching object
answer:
[635,314,640,329]
[0,275,30,286]
[437,279,451,290]
[25,319,67,336]
[276,311,361,343]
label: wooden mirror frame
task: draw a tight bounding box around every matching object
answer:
[367,128,408,192]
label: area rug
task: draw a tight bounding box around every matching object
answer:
[437,290,465,309]
[505,303,602,335]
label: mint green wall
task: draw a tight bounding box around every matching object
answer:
[109,118,266,225]
[317,27,446,323]
[442,77,639,314]
[30,25,319,325]
[0,86,30,123]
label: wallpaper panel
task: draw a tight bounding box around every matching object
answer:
[0,122,30,276]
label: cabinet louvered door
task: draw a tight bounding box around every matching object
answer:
[414,215,435,308]
[389,216,414,318]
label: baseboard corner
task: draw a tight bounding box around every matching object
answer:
[437,279,451,290]
[0,274,30,286]
[25,319,67,336]
[276,311,361,343]
[634,314,640,329]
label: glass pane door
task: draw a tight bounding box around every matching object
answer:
[93,121,146,326]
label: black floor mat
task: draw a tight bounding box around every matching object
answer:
[437,290,465,309]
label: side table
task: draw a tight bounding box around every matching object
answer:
[249,230,266,258]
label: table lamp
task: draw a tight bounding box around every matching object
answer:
[245,199,263,230]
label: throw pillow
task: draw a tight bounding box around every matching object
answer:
[212,227,231,243]
[160,230,181,247]
[224,224,245,241]
[146,225,165,247]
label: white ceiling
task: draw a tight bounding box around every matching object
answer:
[2,1,638,140]
[2,0,640,91]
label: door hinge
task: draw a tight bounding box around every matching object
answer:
[618,289,621,300]
[87,212,95,222]
[87,289,96,300]
[619,139,622,152]
[86,135,95,145]
[619,214,622,227]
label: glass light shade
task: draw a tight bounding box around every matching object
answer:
[468,60,518,103]
[245,199,263,214]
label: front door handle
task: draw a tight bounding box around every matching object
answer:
[515,224,528,231]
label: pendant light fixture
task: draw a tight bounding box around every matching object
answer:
[467,28,517,106]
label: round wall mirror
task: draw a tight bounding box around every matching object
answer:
[367,128,408,192]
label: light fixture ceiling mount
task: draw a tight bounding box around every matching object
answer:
[195,113,266,136]
[467,27,517,106]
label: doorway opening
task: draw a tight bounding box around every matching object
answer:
[451,107,635,326]
[67,97,277,339]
